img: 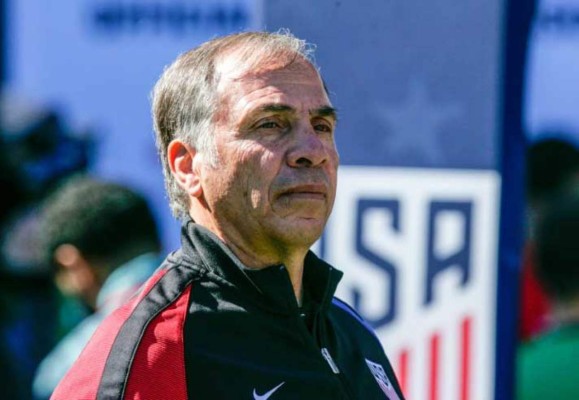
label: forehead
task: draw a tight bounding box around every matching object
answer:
[215,46,317,82]
[216,59,330,120]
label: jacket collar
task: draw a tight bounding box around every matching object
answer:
[179,220,343,316]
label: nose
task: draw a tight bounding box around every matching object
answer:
[287,126,330,168]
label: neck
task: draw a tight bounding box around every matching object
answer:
[189,210,311,305]
[224,238,307,306]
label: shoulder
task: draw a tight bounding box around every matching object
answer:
[98,252,205,347]
[519,327,579,368]
[517,329,579,399]
[51,255,203,400]
[330,297,381,342]
[329,297,388,358]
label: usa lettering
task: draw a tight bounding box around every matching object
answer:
[322,197,473,329]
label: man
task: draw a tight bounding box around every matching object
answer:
[53,31,404,400]
[33,176,162,399]
[517,184,579,399]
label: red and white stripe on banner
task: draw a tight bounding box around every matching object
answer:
[321,166,500,400]
[395,316,472,400]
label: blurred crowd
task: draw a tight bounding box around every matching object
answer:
[517,133,579,399]
[0,92,92,399]
[0,92,162,399]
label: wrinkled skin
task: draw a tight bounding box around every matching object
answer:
[170,56,339,296]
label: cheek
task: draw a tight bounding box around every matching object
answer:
[327,147,340,178]
[247,151,279,205]
[325,149,339,204]
[227,144,278,208]
[250,189,263,209]
[329,142,340,164]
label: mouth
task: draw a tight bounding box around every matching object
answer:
[278,184,327,201]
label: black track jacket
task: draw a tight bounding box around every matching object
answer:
[52,221,404,400]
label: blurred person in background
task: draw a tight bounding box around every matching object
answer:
[51,30,404,400]
[517,183,579,399]
[32,176,162,400]
[519,136,579,341]
[0,91,92,399]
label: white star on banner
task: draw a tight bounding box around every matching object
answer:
[377,79,462,164]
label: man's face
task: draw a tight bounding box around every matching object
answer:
[198,58,339,256]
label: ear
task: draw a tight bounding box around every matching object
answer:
[167,139,203,198]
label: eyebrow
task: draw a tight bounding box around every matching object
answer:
[257,104,294,114]
[255,104,338,121]
[312,106,338,121]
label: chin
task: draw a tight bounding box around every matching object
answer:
[275,219,325,247]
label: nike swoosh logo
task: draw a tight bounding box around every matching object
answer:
[253,382,285,400]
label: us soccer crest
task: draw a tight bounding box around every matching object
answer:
[365,359,401,400]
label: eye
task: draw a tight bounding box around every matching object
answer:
[313,119,334,134]
[252,115,289,132]
[257,120,283,130]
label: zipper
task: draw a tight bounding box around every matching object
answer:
[321,347,357,400]
[293,313,354,399]
[317,324,357,399]
[321,347,340,374]
[281,264,354,399]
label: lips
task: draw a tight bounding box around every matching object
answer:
[278,184,327,200]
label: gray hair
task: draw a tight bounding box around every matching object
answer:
[151,30,317,220]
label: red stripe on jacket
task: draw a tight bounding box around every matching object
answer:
[51,268,169,400]
[124,285,191,399]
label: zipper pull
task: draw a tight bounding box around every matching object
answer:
[321,348,340,374]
